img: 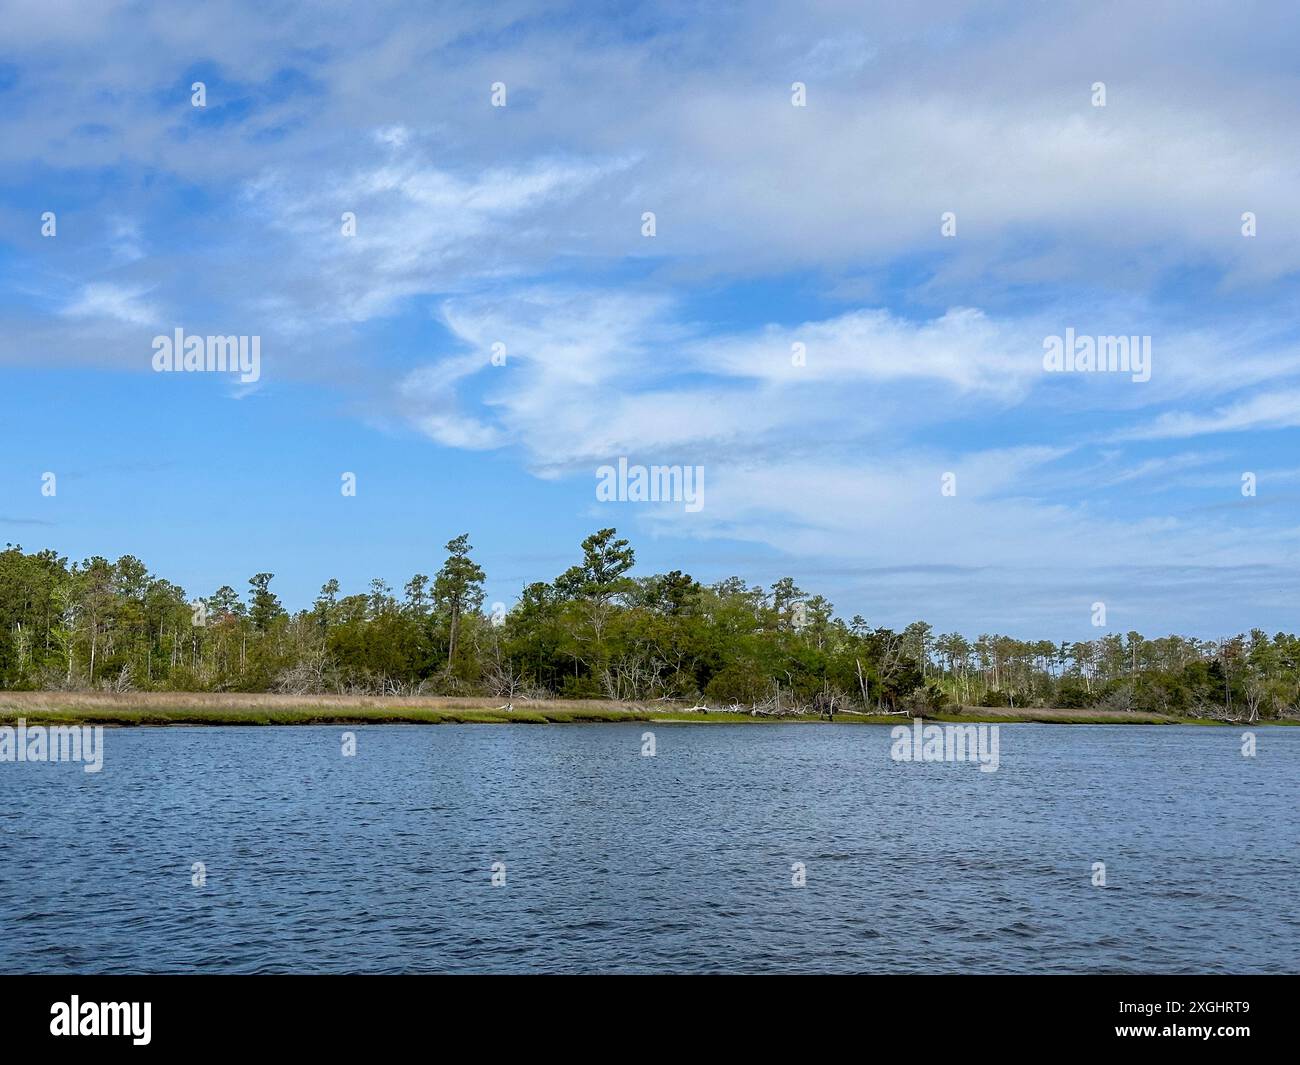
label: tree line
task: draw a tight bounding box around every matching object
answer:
[0,530,1294,721]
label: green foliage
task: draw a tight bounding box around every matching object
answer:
[0,536,1295,721]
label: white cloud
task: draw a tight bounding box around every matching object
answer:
[60,283,158,326]
[246,148,628,323]
[398,353,502,450]
[1122,389,1300,440]
[696,307,1033,395]
[402,294,1032,470]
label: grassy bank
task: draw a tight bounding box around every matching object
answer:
[0,691,1289,727]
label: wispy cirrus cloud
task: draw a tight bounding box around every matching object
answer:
[60,283,158,326]
[1121,389,1300,441]
[245,148,631,323]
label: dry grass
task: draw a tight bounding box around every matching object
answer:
[0,691,630,713]
[0,691,678,726]
[931,706,1184,724]
[0,691,1275,727]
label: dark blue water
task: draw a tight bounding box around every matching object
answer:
[1,723,1296,973]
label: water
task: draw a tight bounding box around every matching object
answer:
[1,723,1296,973]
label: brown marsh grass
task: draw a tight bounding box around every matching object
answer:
[0,691,1235,727]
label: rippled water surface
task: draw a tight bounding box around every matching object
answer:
[1,723,1296,973]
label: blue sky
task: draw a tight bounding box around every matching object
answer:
[2,0,1299,639]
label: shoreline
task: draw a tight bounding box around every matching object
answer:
[0,693,1292,728]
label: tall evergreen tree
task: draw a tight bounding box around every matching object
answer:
[434,535,485,673]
